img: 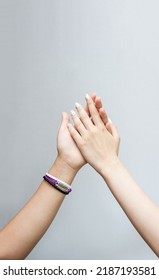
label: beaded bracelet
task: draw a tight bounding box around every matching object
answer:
[43,173,72,195]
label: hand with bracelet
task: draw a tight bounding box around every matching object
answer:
[68,94,159,257]
[0,93,107,260]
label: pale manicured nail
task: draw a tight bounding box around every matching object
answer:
[75,102,81,108]
[70,110,76,116]
[108,117,112,123]
[85,94,90,100]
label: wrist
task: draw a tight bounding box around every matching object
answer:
[100,156,122,180]
[48,156,78,185]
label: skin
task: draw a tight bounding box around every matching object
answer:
[68,94,159,257]
[0,114,80,260]
[0,94,106,260]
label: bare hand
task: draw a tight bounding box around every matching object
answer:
[57,93,109,172]
[68,94,120,174]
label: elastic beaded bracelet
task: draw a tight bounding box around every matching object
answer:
[43,173,72,195]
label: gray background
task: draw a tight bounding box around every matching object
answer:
[0,0,159,259]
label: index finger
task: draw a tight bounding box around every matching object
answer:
[85,94,105,128]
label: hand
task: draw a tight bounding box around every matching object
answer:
[85,93,109,127]
[57,93,109,172]
[57,111,85,172]
[68,94,120,175]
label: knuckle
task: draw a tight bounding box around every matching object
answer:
[100,125,106,132]
[88,128,97,139]
[71,129,77,137]
[92,126,98,133]
[82,132,90,143]
[74,118,80,127]
[80,112,87,121]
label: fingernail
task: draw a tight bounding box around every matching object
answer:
[70,110,76,116]
[67,123,72,128]
[75,102,80,108]
[85,94,90,100]
[108,117,112,123]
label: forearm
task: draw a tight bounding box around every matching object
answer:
[0,156,77,260]
[101,159,159,257]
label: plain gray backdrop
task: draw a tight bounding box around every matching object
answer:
[0,0,159,259]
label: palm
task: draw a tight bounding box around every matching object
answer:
[57,112,86,170]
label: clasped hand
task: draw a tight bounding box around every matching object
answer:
[57,93,120,176]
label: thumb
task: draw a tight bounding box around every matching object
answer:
[60,112,70,129]
[57,112,70,149]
